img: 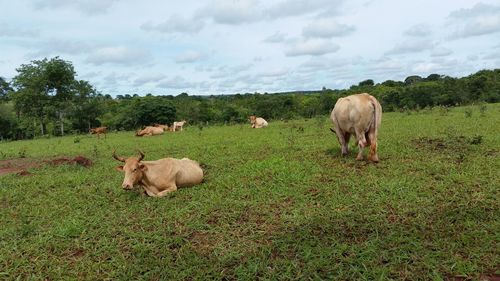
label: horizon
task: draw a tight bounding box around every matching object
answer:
[1,0,500,97]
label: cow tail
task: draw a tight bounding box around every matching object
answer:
[368,96,381,134]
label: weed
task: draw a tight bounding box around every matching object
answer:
[479,103,487,116]
[18,147,27,158]
[464,108,472,118]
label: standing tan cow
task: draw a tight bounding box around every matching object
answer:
[249,115,268,128]
[89,126,107,138]
[330,93,382,162]
[135,126,164,136]
[113,150,204,197]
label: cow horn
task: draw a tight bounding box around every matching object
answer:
[137,150,145,161]
[112,149,126,162]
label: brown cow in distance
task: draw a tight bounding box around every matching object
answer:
[330,93,382,162]
[113,150,204,197]
[90,126,107,138]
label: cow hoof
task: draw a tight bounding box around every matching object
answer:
[369,156,379,163]
[356,155,363,161]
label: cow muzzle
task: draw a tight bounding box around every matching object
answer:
[122,182,133,190]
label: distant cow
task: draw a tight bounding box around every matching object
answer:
[330,93,382,162]
[249,115,268,128]
[113,150,204,197]
[172,120,187,132]
[89,126,107,138]
[135,126,164,137]
[154,124,169,131]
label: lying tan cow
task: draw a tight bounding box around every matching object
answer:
[154,124,169,131]
[330,93,382,162]
[249,115,268,128]
[113,150,204,197]
[89,126,107,138]
[172,120,187,132]
[135,126,164,137]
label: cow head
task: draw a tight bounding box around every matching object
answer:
[113,150,146,190]
[248,115,256,124]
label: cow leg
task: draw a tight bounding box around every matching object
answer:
[355,129,367,161]
[367,129,379,162]
[155,185,178,197]
[336,130,348,156]
[144,188,156,197]
[344,133,351,154]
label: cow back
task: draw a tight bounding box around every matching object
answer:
[331,93,377,134]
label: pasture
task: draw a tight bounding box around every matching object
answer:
[1,104,499,280]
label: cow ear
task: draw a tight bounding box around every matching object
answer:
[139,163,147,171]
[115,165,124,171]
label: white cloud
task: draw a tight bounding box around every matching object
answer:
[197,0,261,25]
[86,46,152,66]
[133,74,167,87]
[28,39,91,57]
[451,16,500,38]
[431,47,452,57]
[257,67,289,77]
[263,31,288,43]
[103,72,133,86]
[141,15,205,34]
[448,2,500,19]
[33,0,119,15]
[174,51,204,63]
[404,24,432,37]
[386,39,435,55]
[302,19,355,38]
[0,22,39,37]
[448,3,500,38]
[266,0,343,18]
[285,39,340,56]
[157,76,197,89]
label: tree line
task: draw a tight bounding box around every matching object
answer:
[1,57,499,140]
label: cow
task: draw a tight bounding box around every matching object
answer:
[172,120,187,132]
[154,124,170,131]
[89,126,107,138]
[330,93,382,162]
[135,126,164,137]
[113,150,204,197]
[249,115,268,128]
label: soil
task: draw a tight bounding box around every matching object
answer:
[0,156,92,176]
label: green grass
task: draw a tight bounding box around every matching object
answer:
[1,104,499,280]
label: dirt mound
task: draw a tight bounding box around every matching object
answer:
[47,156,92,168]
[0,156,92,176]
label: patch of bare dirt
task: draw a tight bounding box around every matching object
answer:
[412,135,483,152]
[47,156,92,167]
[0,156,92,176]
[0,158,39,176]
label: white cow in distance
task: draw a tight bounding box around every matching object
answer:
[330,93,382,162]
[173,120,187,131]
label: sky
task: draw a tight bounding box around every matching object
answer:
[1,0,500,96]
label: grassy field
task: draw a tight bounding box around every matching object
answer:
[1,104,499,280]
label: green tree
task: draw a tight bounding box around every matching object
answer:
[0,77,12,101]
[11,57,76,136]
[404,75,423,85]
